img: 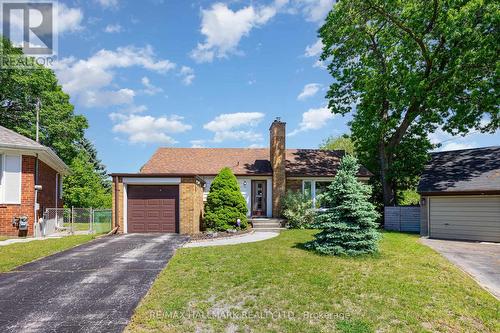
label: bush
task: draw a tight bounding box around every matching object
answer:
[305,155,380,256]
[281,191,316,229]
[204,167,248,231]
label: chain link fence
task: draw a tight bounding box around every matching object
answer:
[35,208,112,238]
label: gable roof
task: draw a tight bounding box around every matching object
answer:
[0,125,69,175]
[418,146,500,194]
[140,148,372,177]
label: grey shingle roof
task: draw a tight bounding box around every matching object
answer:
[0,125,69,174]
[418,146,500,193]
[0,125,46,149]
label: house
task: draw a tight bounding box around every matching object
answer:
[418,146,500,242]
[0,125,69,236]
[111,119,371,234]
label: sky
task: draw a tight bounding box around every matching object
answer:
[6,0,500,172]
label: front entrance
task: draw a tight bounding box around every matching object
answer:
[251,180,267,217]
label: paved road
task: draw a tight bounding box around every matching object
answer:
[422,238,500,299]
[0,234,188,333]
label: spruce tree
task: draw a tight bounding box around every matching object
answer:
[306,155,380,255]
[205,167,248,231]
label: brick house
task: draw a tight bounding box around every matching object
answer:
[111,119,371,234]
[0,126,69,237]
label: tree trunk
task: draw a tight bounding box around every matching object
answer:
[378,141,395,206]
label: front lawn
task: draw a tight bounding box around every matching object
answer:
[0,235,95,272]
[127,231,499,333]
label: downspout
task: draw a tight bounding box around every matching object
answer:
[114,176,119,229]
[34,154,39,235]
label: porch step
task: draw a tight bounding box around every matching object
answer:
[250,218,286,232]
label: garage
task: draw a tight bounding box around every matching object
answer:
[418,146,500,243]
[429,196,500,242]
[127,185,179,233]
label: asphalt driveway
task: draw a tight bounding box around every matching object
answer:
[421,238,500,299]
[0,233,188,333]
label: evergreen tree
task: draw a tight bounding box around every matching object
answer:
[63,151,112,208]
[78,138,111,191]
[205,167,248,231]
[306,155,380,256]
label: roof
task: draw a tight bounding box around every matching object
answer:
[418,146,500,194]
[139,148,372,177]
[0,125,69,175]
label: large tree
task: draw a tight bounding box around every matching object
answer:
[0,37,88,164]
[320,0,499,205]
[0,37,111,207]
[320,134,356,155]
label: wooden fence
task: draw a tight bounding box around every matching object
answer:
[384,206,420,233]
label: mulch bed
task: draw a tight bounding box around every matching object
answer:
[189,228,253,241]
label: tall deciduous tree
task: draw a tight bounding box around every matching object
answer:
[0,37,88,164]
[320,134,356,155]
[320,0,499,205]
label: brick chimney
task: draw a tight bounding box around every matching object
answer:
[270,118,286,217]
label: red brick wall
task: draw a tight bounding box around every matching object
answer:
[38,160,62,216]
[0,156,62,237]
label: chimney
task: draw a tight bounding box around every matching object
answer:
[270,118,286,217]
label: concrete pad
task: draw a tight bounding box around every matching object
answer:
[0,233,188,333]
[184,231,279,248]
[421,238,500,300]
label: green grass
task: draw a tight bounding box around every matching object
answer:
[63,222,90,231]
[0,235,95,272]
[127,231,499,333]
[0,236,11,242]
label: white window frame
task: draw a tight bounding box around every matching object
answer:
[302,179,333,208]
[0,153,22,204]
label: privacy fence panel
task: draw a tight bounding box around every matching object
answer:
[384,206,420,233]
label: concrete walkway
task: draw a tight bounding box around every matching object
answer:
[0,235,62,247]
[421,238,500,300]
[0,233,188,333]
[184,231,279,248]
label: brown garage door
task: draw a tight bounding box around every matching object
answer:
[127,185,179,233]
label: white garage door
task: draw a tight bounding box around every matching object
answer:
[429,196,500,242]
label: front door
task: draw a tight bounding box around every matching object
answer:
[251,180,267,217]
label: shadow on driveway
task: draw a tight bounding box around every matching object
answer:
[0,233,188,333]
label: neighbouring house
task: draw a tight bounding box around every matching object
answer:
[0,125,69,236]
[111,119,372,234]
[418,146,500,243]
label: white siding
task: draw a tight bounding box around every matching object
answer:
[429,196,500,242]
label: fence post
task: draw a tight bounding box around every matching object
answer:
[90,207,93,234]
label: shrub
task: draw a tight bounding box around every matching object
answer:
[305,155,380,256]
[204,167,248,231]
[281,191,316,229]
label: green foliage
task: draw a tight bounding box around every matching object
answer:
[281,191,316,229]
[306,156,380,256]
[320,134,356,156]
[63,151,112,208]
[0,37,88,164]
[204,167,248,231]
[320,0,499,205]
[398,189,420,206]
[0,37,111,206]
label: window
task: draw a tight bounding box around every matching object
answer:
[302,180,333,208]
[0,154,22,204]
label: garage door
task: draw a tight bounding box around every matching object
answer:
[429,196,500,242]
[127,185,179,233]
